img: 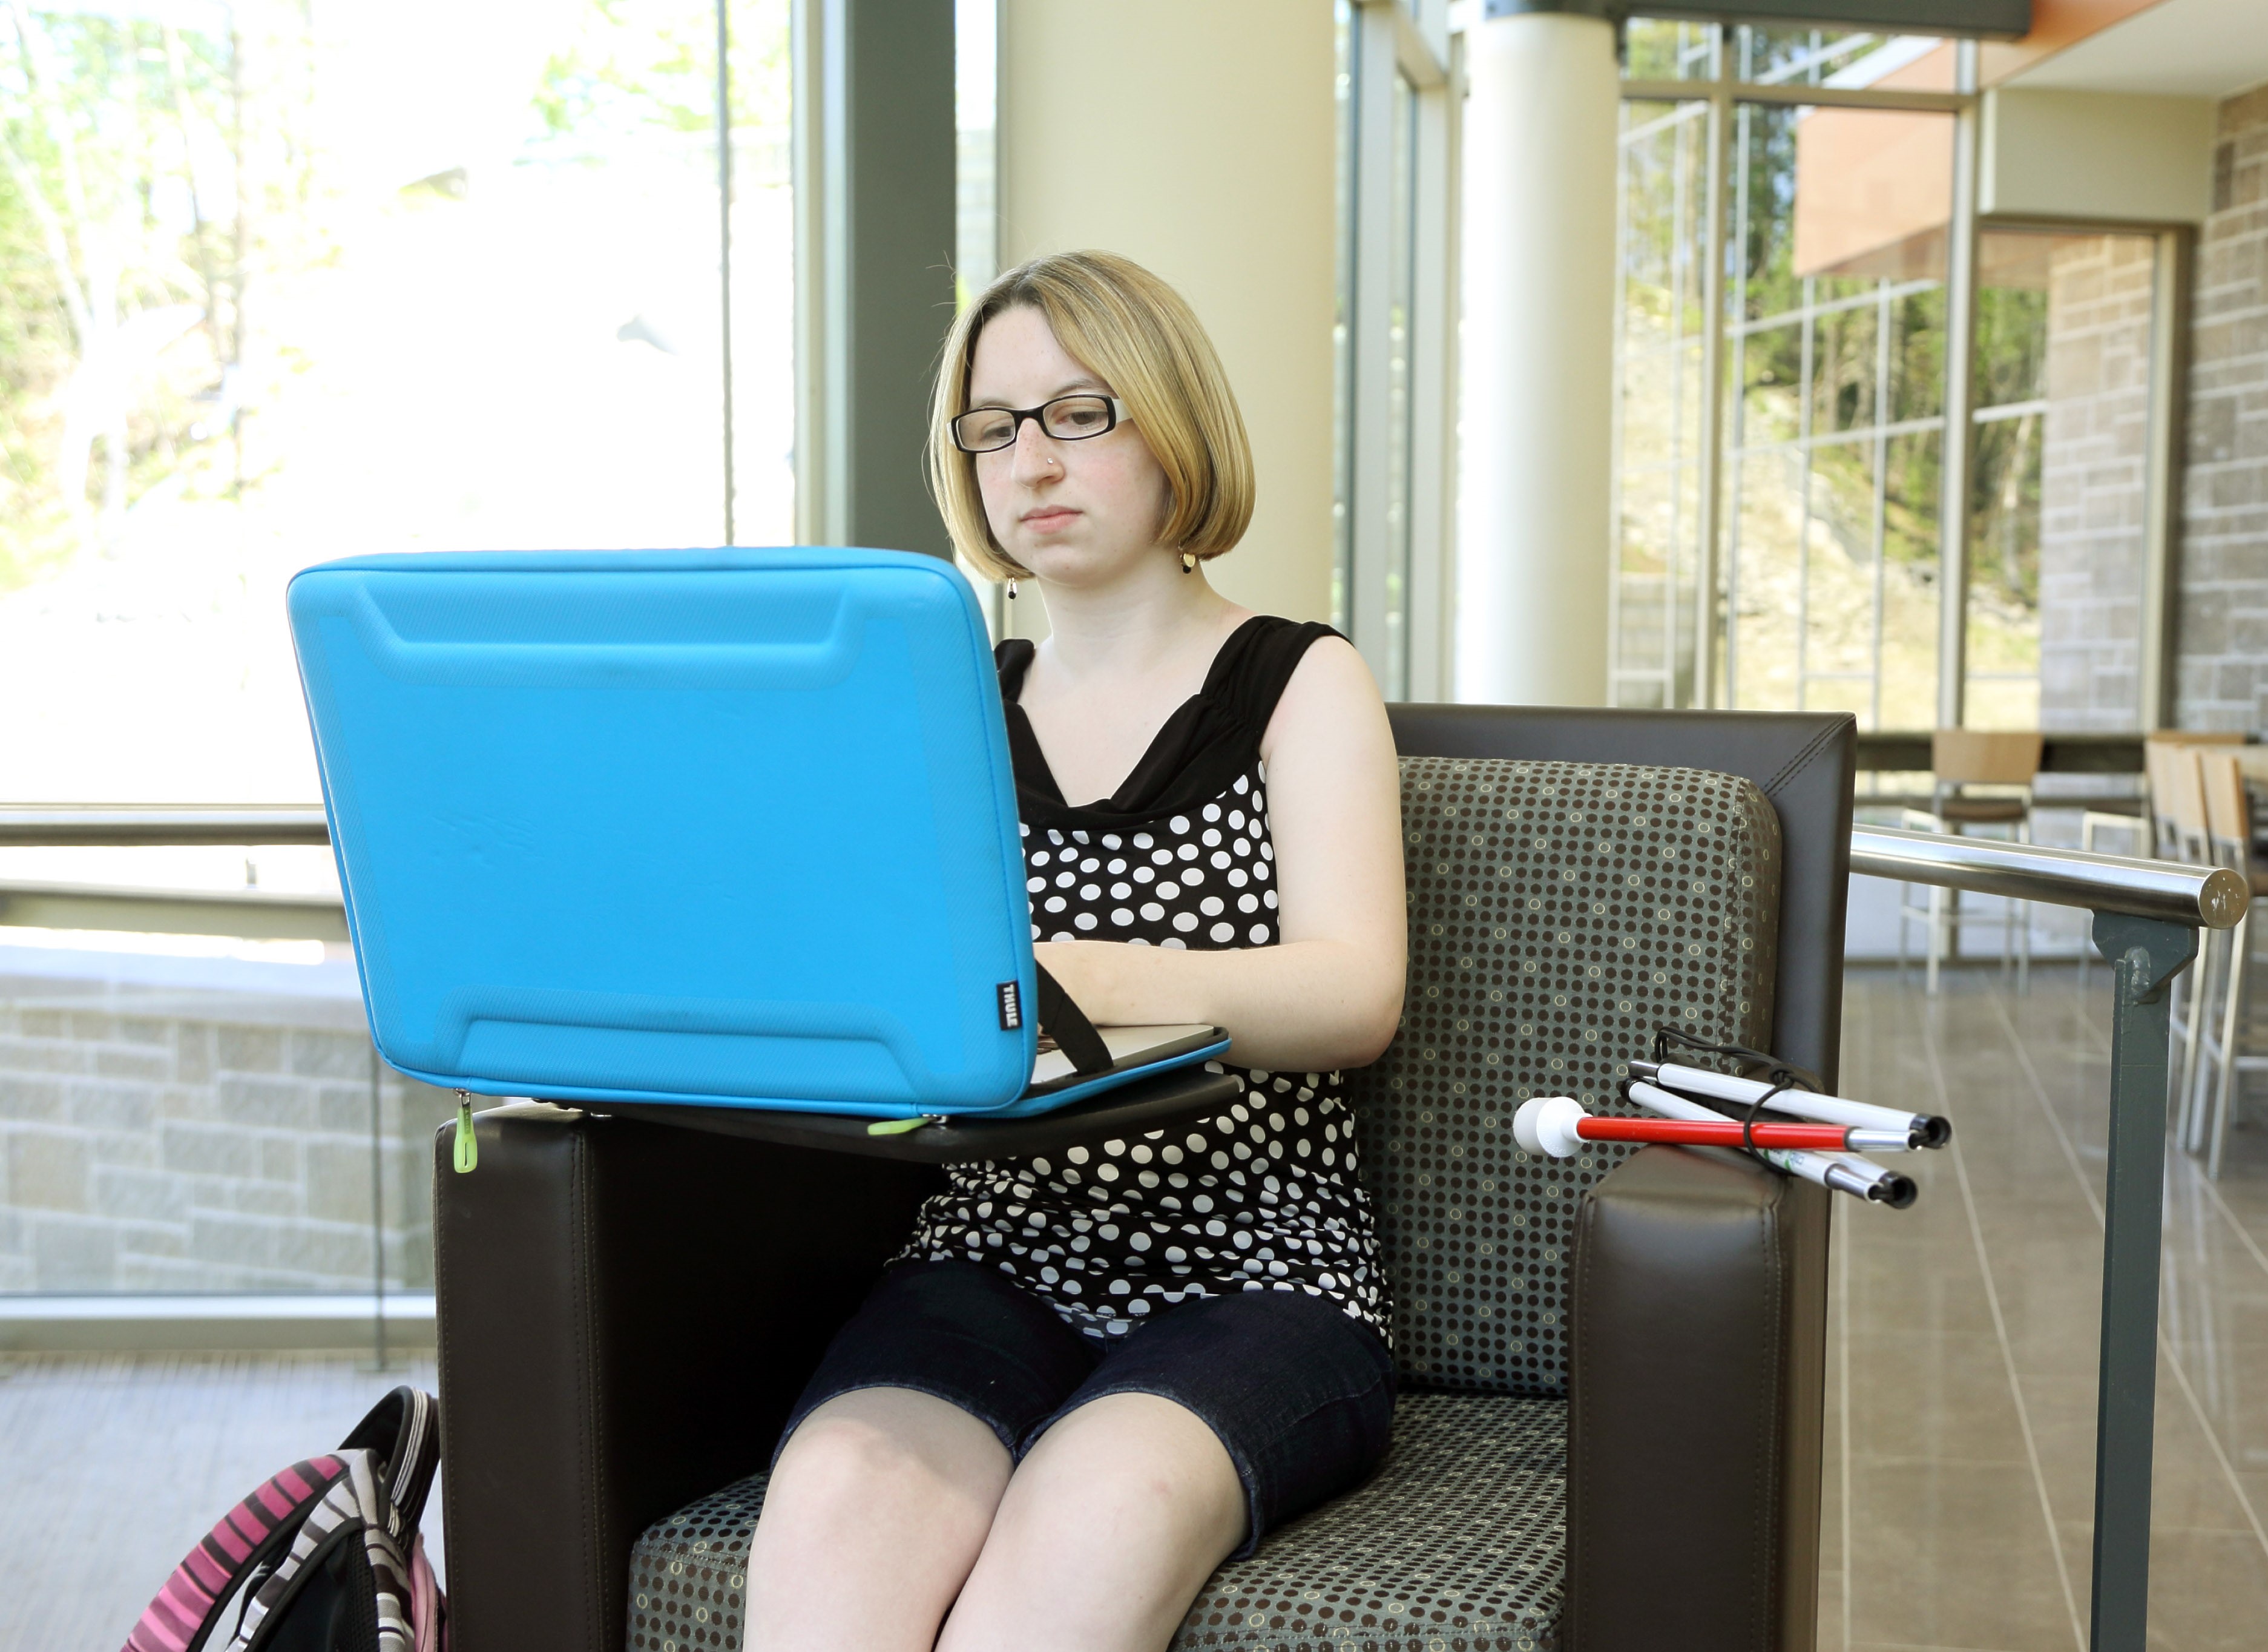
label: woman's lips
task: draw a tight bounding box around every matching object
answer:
[1021,507,1080,533]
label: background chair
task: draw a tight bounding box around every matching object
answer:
[2086,731,2250,989]
[2079,732,2239,990]
[2134,731,2243,860]
[1898,729,2042,995]
[2186,751,2268,1177]
[434,706,1855,1652]
[2152,741,2219,1108]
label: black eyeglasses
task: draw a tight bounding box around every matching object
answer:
[949,394,1131,455]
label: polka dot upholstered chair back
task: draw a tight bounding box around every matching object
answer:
[1349,757,1783,1399]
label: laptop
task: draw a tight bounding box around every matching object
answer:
[286,547,1230,1122]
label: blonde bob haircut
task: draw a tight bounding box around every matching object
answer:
[927,250,1255,582]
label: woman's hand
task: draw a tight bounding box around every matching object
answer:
[1032,638,1405,1073]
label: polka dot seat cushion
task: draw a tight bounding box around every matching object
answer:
[628,1476,761,1652]
[625,757,1781,1652]
[627,1393,1565,1652]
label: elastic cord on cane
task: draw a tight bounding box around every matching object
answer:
[1650,1025,1821,1168]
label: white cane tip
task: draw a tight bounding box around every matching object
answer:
[1513,1097,1547,1155]
[1537,1095,1588,1158]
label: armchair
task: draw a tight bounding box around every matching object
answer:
[435,705,1854,1652]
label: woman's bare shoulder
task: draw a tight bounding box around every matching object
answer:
[1261,632,1390,761]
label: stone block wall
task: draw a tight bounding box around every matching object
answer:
[2178,83,2268,730]
[2039,233,2155,731]
[0,975,457,1292]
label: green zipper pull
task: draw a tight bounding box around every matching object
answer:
[453,1092,478,1173]
[866,1115,927,1136]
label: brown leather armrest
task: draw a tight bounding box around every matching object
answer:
[434,1104,938,1652]
[1566,1144,1829,1652]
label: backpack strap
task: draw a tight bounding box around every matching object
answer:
[122,1456,344,1652]
[223,1449,416,1652]
[341,1386,442,1533]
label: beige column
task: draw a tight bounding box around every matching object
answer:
[996,1,1338,639]
[1456,10,1619,705]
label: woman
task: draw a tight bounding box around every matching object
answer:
[746,250,1408,1652]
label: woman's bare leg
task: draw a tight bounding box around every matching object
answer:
[746,1387,1013,1652]
[937,1393,1246,1652]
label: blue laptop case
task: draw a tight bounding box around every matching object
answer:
[286,547,1229,1121]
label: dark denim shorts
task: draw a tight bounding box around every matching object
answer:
[777,1259,1396,1556]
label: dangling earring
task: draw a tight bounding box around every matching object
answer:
[1007,577,1019,600]
[1180,551,1197,574]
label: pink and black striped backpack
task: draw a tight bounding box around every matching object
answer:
[122,1386,445,1652]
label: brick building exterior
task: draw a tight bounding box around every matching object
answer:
[2039,234,2156,731]
[2178,83,2268,729]
[0,973,455,1293]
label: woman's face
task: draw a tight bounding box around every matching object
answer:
[966,304,1174,586]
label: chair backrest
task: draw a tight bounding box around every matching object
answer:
[1385,705,1855,1086]
[1931,728,2042,787]
[1349,756,1783,1397]
[2150,737,2212,851]
[2198,751,2252,869]
[2143,739,2179,855]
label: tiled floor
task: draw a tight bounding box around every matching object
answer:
[7,964,2268,1651]
[1823,964,2268,1652]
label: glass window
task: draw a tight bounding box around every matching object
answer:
[1718,101,1952,727]
[1612,92,1956,723]
[0,0,795,1297]
[0,0,793,808]
[1611,97,1709,709]
[1382,69,1419,699]
[1622,17,1951,91]
[1622,18,1719,82]
[955,0,997,301]
[1332,0,1354,631]
[1611,58,2171,740]
[1735,25,1882,86]
[1333,6,1431,700]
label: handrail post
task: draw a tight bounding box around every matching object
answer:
[2087,911,2195,1651]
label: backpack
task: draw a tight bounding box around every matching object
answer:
[123,1386,445,1652]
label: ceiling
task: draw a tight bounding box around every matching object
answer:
[2010,0,2268,97]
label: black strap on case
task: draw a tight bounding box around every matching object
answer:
[1033,962,1114,1076]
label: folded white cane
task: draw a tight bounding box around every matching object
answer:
[1630,1059,1950,1149]
[1620,1080,1917,1208]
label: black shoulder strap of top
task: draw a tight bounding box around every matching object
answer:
[1218,618,1345,732]
[996,637,1037,702]
[1033,961,1113,1075]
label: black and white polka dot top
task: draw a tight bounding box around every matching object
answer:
[898,616,1390,1343]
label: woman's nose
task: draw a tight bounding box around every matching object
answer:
[1009,421,1059,485]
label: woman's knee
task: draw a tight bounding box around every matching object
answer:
[1013,1393,1246,1547]
[771,1386,1013,1514]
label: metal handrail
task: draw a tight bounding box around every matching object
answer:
[0,806,330,846]
[1855,819,2226,1652]
[0,810,2248,929]
[1851,823,2248,930]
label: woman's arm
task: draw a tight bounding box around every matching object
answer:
[1032,637,1407,1073]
